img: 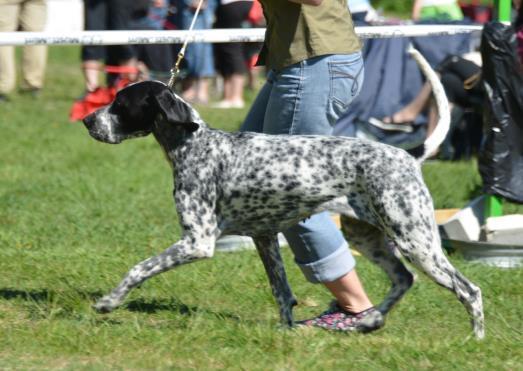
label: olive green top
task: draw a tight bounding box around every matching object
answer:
[257,0,361,71]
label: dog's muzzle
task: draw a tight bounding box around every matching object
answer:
[82,110,122,144]
[83,112,96,131]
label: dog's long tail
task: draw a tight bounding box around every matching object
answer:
[408,45,451,163]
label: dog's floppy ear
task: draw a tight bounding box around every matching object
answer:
[154,87,200,132]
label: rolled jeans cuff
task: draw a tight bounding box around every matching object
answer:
[295,242,355,283]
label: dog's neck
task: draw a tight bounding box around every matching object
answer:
[152,116,207,165]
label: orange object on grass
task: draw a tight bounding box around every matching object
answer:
[69,65,139,122]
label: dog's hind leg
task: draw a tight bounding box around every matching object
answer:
[394,232,485,339]
[340,215,415,315]
[94,236,214,313]
[252,235,298,327]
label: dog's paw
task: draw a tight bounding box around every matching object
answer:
[93,297,119,313]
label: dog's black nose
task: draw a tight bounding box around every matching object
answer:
[83,112,95,129]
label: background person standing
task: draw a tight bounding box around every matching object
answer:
[0,0,48,102]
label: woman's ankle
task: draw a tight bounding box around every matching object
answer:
[323,270,374,314]
[336,300,374,314]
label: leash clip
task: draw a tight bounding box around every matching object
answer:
[168,51,185,88]
[167,0,205,89]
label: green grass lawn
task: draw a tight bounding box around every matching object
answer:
[0,46,522,369]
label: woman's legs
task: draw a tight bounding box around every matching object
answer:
[213,1,251,108]
[82,60,102,92]
[223,73,246,106]
[180,4,215,104]
[324,270,373,313]
[20,0,47,92]
[241,54,374,315]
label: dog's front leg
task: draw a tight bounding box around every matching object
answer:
[252,235,297,327]
[94,236,213,313]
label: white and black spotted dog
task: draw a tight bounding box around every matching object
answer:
[83,79,484,339]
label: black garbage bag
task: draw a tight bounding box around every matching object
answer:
[478,22,523,204]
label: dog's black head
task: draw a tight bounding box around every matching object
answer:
[83,80,200,144]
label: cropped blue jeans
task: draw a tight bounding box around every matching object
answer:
[241,52,364,283]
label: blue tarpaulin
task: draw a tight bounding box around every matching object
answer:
[334,22,473,149]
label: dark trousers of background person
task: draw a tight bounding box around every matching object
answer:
[214,1,253,77]
[213,1,253,107]
[128,1,174,83]
[81,0,137,89]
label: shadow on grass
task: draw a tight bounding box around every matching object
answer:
[0,287,104,302]
[0,288,243,323]
[126,297,195,314]
[125,297,242,322]
[0,288,51,302]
